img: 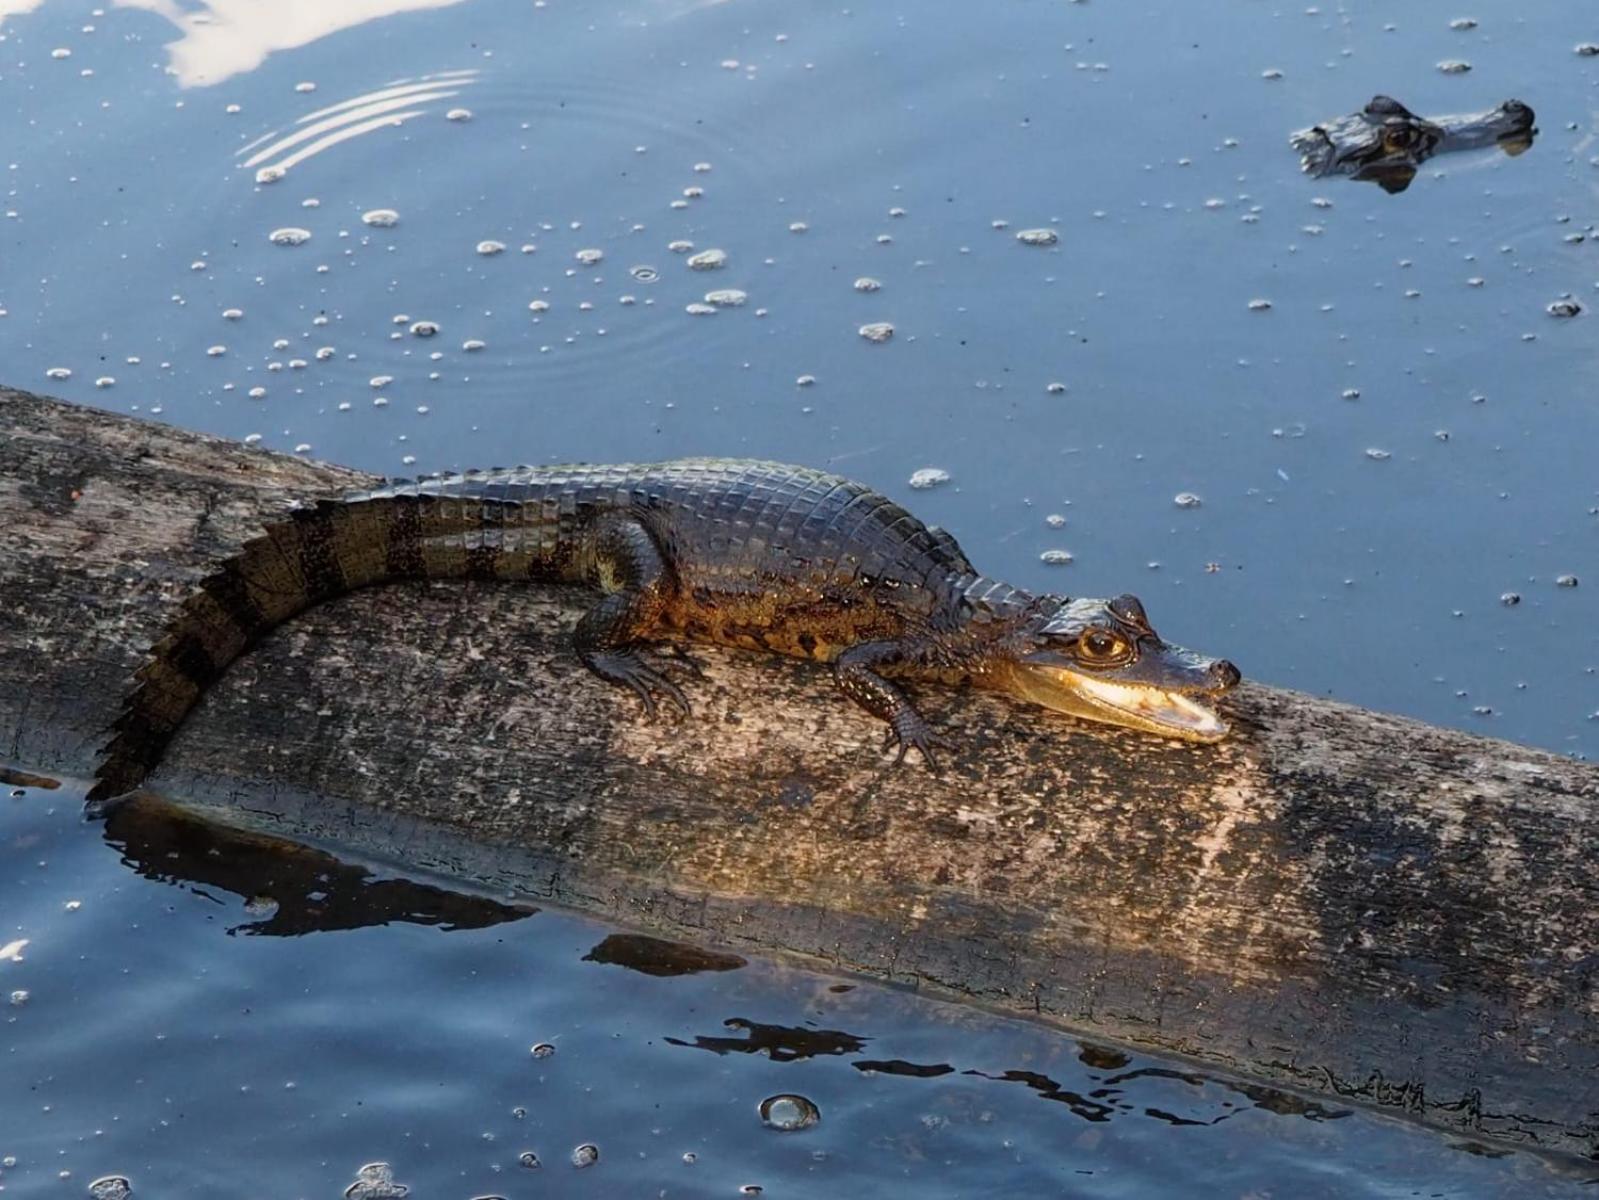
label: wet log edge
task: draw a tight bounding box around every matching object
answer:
[3,385,1596,1163]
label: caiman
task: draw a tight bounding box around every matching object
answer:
[87,459,1240,804]
[1291,95,1535,193]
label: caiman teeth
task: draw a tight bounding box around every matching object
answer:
[1070,676,1228,740]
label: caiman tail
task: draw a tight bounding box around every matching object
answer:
[86,481,557,806]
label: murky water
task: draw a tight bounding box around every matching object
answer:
[3,772,1592,1197]
[3,0,1598,1191]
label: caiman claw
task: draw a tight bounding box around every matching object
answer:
[589,650,692,720]
[883,709,952,770]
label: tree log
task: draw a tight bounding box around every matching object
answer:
[2,384,1595,1160]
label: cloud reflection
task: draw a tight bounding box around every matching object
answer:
[113,0,472,87]
[0,0,49,31]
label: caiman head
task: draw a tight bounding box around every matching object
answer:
[1293,95,1536,194]
[1000,594,1240,742]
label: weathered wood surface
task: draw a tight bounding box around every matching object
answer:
[3,384,1596,1160]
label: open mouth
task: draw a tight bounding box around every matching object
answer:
[1066,675,1229,741]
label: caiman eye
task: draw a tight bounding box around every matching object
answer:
[1078,630,1127,662]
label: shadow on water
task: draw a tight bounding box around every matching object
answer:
[582,932,747,976]
[665,1017,868,1061]
[101,794,537,937]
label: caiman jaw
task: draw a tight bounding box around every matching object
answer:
[1052,672,1229,742]
[1006,649,1239,743]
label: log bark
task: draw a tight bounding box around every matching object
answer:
[2,384,1595,1160]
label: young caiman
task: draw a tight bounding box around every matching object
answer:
[1291,95,1535,194]
[88,459,1240,804]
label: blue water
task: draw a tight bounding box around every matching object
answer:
[2,0,1598,1192]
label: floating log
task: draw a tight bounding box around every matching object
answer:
[2,384,1594,1160]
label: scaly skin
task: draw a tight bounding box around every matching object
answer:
[1291,95,1535,194]
[88,458,1240,804]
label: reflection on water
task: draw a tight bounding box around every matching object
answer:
[114,0,472,86]
[103,793,536,936]
[667,1017,868,1061]
[0,0,45,31]
[240,70,478,182]
[582,932,747,976]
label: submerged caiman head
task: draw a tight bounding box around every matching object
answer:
[1292,95,1535,193]
[1001,594,1240,743]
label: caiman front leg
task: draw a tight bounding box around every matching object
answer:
[573,518,691,719]
[834,639,950,769]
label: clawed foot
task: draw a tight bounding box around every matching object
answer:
[882,709,954,770]
[586,650,692,720]
[660,642,710,681]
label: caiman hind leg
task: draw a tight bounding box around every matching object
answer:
[833,639,951,768]
[573,518,691,719]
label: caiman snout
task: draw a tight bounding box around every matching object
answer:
[1208,659,1242,690]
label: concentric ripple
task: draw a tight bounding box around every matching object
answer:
[239,70,480,182]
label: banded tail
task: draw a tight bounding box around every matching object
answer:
[87,483,552,806]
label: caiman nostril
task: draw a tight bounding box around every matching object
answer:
[1210,659,1242,689]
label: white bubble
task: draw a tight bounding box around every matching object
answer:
[704,288,747,307]
[1015,228,1058,247]
[686,248,727,271]
[268,227,312,246]
[685,302,718,316]
[908,467,949,489]
[853,277,882,293]
[462,338,486,351]
[446,107,473,121]
[575,248,604,266]
[477,240,506,256]
[362,209,399,228]
[1039,549,1075,565]
[858,321,894,343]
[255,165,285,185]
[44,367,72,380]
